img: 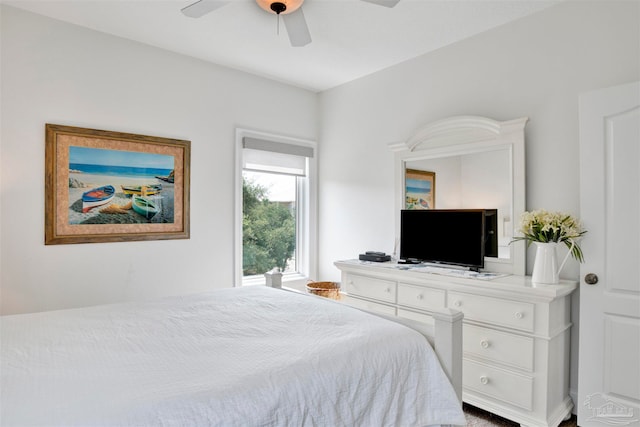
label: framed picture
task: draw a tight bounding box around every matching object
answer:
[45,124,190,245]
[405,169,435,210]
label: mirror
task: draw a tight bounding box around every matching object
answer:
[405,149,511,258]
[390,116,528,275]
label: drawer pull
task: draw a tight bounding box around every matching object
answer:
[480,376,489,385]
[453,300,462,307]
[385,287,392,293]
[515,311,524,319]
[416,294,424,300]
[480,339,490,349]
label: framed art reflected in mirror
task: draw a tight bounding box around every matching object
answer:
[405,169,435,210]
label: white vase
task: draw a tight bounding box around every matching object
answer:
[531,242,560,284]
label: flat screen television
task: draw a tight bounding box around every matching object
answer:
[400,209,488,270]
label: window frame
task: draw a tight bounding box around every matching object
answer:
[234,128,317,288]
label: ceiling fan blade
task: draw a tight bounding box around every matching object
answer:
[283,8,312,47]
[181,0,231,18]
[361,0,400,7]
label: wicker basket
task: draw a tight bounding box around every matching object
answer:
[306,281,341,300]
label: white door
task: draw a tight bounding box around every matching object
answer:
[578,81,640,427]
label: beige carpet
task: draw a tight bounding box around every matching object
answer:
[463,404,578,427]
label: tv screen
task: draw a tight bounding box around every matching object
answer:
[400,209,487,270]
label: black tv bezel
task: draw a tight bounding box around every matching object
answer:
[400,209,488,271]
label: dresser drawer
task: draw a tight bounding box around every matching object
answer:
[463,324,534,371]
[448,292,534,332]
[463,359,534,410]
[397,308,434,325]
[397,283,446,311]
[343,274,396,303]
[341,295,396,316]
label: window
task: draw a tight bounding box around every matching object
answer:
[235,130,317,287]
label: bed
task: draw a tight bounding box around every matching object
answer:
[0,286,465,426]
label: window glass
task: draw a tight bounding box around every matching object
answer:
[242,170,298,276]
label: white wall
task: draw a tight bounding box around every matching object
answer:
[317,0,639,406]
[0,6,318,315]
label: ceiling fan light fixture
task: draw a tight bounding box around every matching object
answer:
[256,0,304,15]
[270,2,286,14]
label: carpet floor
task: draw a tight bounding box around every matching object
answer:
[463,403,578,426]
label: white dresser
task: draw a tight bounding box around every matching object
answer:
[334,260,577,427]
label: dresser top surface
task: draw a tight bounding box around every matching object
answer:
[335,259,578,299]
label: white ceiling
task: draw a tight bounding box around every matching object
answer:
[4,0,559,92]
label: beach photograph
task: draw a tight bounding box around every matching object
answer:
[68,146,175,225]
[405,169,435,210]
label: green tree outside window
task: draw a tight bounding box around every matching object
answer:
[242,177,296,276]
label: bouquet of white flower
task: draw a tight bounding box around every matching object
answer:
[512,210,587,262]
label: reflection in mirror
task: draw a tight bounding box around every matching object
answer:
[390,116,527,276]
[406,148,511,259]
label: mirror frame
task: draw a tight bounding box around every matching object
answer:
[389,116,528,275]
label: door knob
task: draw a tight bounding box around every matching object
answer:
[584,273,599,285]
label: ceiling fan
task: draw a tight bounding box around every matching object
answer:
[181,0,401,47]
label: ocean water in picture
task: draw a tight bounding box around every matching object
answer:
[406,185,431,194]
[69,146,173,178]
[68,146,176,225]
[406,178,431,193]
[69,163,172,178]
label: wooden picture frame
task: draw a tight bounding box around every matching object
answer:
[45,124,190,245]
[405,169,435,210]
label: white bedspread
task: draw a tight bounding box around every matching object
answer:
[1,286,465,427]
